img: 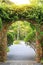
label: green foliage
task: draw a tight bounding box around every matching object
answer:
[8,21,33,40]
[30,0,43,6]
[7,32,14,46]
[24,30,36,42]
[0,18,2,30]
[30,23,35,30]
[0,3,43,24]
[40,32,43,36]
[41,42,43,46]
[0,0,13,4]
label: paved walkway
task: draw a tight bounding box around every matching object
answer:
[7,42,35,60]
[0,61,42,65]
[1,42,42,65]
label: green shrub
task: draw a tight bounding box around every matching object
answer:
[7,32,14,46]
[13,40,20,44]
[24,30,36,42]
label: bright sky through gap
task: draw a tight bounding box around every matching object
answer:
[10,0,30,5]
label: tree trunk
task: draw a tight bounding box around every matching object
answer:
[36,32,42,63]
[0,24,7,62]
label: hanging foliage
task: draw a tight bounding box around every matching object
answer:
[0,3,43,24]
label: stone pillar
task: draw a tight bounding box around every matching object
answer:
[0,31,2,62]
[40,25,43,59]
[36,31,42,63]
[0,24,7,62]
[0,21,12,62]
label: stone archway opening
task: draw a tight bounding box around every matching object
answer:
[7,20,36,61]
[0,20,42,63]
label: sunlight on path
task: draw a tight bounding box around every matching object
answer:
[7,41,36,60]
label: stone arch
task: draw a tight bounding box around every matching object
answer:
[0,4,42,63]
[0,20,42,63]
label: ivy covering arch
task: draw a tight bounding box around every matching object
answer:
[0,3,43,62]
[0,4,43,24]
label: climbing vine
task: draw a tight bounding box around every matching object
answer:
[0,3,43,24]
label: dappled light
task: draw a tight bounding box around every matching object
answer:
[10,0,30,5]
